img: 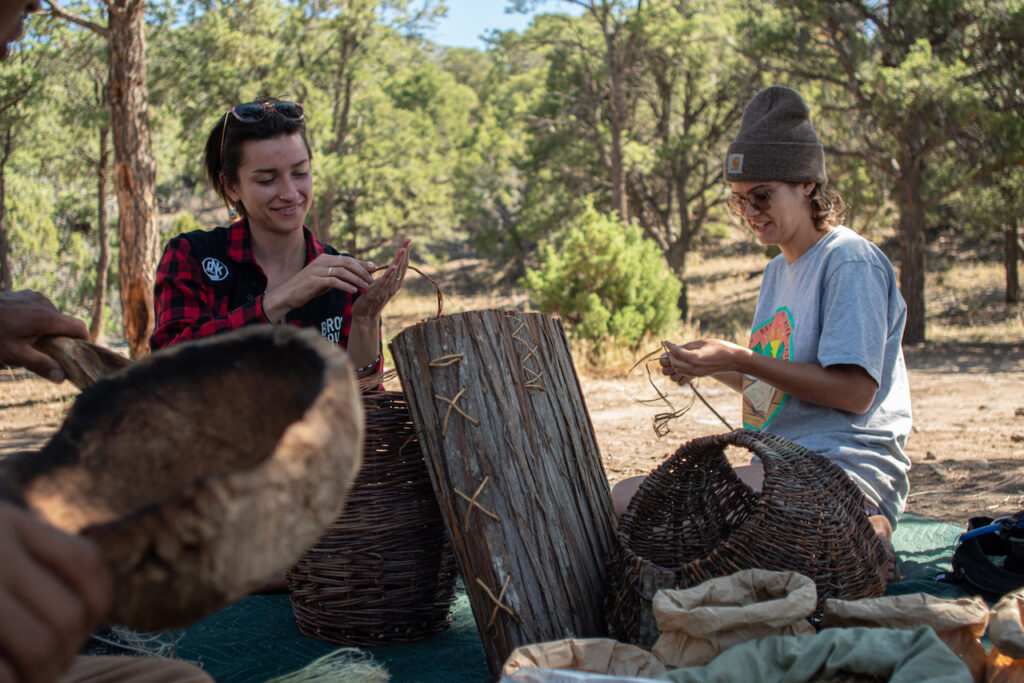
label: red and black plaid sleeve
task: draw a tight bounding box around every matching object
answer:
[149,237,267,350]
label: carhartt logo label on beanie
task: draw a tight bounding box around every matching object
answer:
[723,86,827,184]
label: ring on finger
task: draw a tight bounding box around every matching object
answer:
[328,266,334,277]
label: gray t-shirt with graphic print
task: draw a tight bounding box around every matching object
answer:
[742,225,912,525]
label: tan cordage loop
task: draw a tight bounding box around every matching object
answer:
[454,475,502,532]
[434,387,479,436]
[477,575,519,630]
[507,313,546,391]
[428,354,464,367]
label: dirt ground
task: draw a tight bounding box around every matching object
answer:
[583,341,1024,525]
[2,340,1023,528]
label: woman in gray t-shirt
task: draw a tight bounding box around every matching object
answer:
[612,86,911,583]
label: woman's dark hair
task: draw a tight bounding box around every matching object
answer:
[203,96,312,218]
[809,184,847,231]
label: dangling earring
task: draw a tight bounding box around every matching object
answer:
[228,204,239,219]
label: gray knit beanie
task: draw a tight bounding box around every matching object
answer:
[723,86,827,184]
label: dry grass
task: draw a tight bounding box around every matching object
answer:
[925,261,1023,343]
[381,246,1022,371]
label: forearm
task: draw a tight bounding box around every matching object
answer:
[260,287,303,325]
[345,315,382,375]
[710,371,745,392]
[736,351,877,413]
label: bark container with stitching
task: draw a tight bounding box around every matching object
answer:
[606,429,887,647]
[287,390,460,645]
[2,326,364,631]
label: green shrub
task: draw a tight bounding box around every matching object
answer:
[522,200,682,356]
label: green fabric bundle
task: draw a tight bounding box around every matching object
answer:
[659,626,971,683]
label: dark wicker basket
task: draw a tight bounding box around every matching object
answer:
[607,429,887,647]
[287,390,459,645]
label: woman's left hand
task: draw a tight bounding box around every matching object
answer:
[350,238,411,320]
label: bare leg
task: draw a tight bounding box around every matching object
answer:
[732,464,764,492]
[611,464,764,518]
[611,476,645,518]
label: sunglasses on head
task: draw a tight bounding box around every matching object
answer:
[727,187,773,215]
[219,101,305,175]
[227,101,305,123]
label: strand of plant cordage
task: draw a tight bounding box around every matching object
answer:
[629,346,733,436]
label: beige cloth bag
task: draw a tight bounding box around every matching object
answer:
[822,593,990,682]
[501,638,666,679]
[986,589,1024,683]
[651,568,817,668]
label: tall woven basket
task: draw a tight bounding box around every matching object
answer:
[607,429,887,647]
[288,390,459,645]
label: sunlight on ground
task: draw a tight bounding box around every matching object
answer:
[926,261,1024,343]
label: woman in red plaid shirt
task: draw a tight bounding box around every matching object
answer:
[150,98,409,379]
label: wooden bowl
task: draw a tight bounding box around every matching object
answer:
[7,325,363,630]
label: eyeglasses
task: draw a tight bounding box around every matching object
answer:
[727,187,773,216]
[219,101,305,167]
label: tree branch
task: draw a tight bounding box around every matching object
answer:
[823,142,900,179]
[928,157,1024,207]
[43,0,108,37]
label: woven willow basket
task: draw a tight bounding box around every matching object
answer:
[288,390,459,645]
[606,429,888,647]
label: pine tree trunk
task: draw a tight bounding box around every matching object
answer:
[0,133,10,291]
[108,0,157,358]
[1006,218,1021,304]
[668,206,692,321]
[389,310,618,676]
[89,127,111,340]
[898,166,927,344]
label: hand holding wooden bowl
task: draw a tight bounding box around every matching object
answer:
[5,326,364,631]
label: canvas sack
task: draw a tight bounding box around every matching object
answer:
[651,568,817,668]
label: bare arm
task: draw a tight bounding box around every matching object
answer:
[660,339,878,414]
[345,239,410,374]
[707,371,745,392]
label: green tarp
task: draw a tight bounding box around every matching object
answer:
[171,513,968,682]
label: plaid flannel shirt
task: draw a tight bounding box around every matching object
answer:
[150,220,383,375]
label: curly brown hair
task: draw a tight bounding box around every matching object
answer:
[810,184,847,231]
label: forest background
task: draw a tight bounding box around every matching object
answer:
[0,0,1021,362]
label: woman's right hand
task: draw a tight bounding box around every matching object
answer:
[0,503,112,683]
[660,339,749,384]
[261,254,377,324]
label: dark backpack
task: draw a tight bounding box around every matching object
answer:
[937,511,1024,602]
